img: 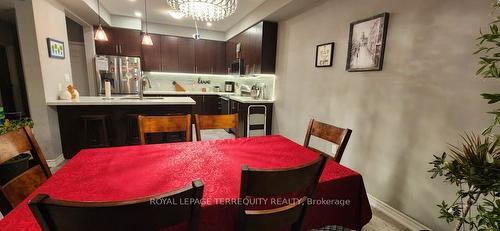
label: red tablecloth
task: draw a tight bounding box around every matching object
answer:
[0,135,371,230]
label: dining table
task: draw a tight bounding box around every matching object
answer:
[0,135,372,230]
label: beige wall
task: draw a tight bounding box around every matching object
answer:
[15,0,72,160]
[273,0,499,229]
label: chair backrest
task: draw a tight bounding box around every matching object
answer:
[239,156,326,231]
[303,119,352,163]
[138,115,191,144]
[194,114,239,141]
[28,179,204,231]
[0,126,51,214]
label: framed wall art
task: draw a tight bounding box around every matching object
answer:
[47,38,65,59]
[316,42,334,67]
[346,13,389,72]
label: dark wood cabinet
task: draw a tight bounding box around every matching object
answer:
[214,41,227,74]
[141,33,162,71]
[140,34,226,74]
[226,21,277,74]
[178,37,195,73]
[195,40,226,74]
[161,36,179,72]
[202,95,221,115]
[195,40,210,73]
[95,22,278,75]
[94,27,141,57]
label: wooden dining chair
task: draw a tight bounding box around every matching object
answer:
[304,119,352,163]
[238,155,327,231]
[0,126,52,214]
[194,114,239,141]
[138,114,191,144]
[28,179,204,231]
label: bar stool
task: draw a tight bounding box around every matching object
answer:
[81,115,110,148]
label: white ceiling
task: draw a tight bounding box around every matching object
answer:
[100,0,268,31]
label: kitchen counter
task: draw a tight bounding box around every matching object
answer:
[46,96,196,106]
[144,90,233,96]
[144,90,275,103]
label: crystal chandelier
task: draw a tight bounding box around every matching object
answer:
[166,0,238,21]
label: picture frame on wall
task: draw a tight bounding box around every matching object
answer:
[315,42,334,67]
[346,12,390,72]
[46,38,65,59]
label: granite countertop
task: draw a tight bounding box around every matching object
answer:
[144,90,275,103]
[46,96,196,106]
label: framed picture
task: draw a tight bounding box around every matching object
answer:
[315,42,334,67]
[46,38,65,59]
[346,12,390,72]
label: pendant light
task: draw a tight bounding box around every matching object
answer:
[142,0,153,46]
[167,0,238,22]
[94,0,108,41]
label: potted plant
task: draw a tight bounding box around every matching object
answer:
[429,1,500,230]
[0,118,35,185]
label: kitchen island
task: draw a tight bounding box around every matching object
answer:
[48,96,195,158]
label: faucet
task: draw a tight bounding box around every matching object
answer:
[139,74,152,100]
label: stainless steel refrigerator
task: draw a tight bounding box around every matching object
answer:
[95,55,141,95]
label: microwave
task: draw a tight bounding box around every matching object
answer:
[230,59,245,76]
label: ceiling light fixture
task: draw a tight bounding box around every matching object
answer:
[142,0,153,46]
[94,0,108,41]
[168,11,184,20]
[192,20,200,40]
[167,0,238,22]
[206,22,212,27]
[134,11,142,17]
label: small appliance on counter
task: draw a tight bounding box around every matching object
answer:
[230,59,245,76]
[224,81,235,92]
[213,85,220,92]
[95,55,141,95]
[250,84,262,99]
[240,84,251,97]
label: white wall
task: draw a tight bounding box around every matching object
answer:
[15,0,73,159]
[273,0,499,230]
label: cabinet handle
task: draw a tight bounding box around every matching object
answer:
[195,66,198,73]
[193,66,196,73]
[115,45,119,54]
[119,45,122,54]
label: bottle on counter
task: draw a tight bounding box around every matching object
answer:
[104,81,112,99]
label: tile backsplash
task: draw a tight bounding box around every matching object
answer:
[145,72,276,99]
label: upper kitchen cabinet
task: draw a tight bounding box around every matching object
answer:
[94,27,142,57]
[161,36,179,72]
[141,33,162,71]
[195,40,227,74]
[226,21,278,74]
[178,37,196,73]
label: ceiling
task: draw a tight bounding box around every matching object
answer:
[100,0,268,31]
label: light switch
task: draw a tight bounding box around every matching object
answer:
[65,74,71,83]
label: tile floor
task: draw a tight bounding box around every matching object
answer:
[45,130,409,231]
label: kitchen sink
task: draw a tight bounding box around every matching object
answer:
[101,97,164,100]
[119,97,164,100]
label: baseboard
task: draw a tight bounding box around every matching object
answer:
[47,154,65,168]
[368,194,432,231]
